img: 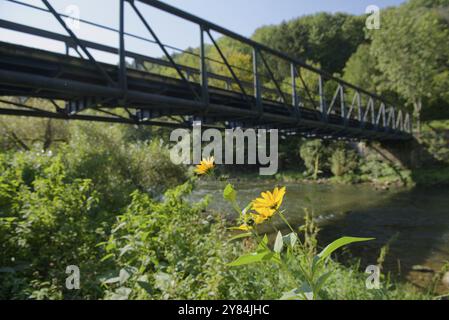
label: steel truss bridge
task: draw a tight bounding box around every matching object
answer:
[0,0,412,140]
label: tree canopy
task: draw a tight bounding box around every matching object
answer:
[366,3,449,125]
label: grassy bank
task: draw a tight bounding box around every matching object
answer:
[0,137,438,300]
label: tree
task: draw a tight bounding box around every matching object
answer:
[252,13,365,75]
[343,44,379,93]
[368,5,449,133]
[299,139,326,179]
[407,0,449,9]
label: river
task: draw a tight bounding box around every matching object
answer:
[190,181,449,288]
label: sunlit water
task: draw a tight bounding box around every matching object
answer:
[190,181,449,279]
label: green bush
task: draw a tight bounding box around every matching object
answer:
[0,151,106,299]
[330,145,359,177]
[61,123,187,210]
[299,140,326,178]
[0,123,188,299]
[359,154,412,185]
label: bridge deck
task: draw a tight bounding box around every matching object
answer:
[0,42,408,140]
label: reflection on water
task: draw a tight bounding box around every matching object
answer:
[191,181,449,276]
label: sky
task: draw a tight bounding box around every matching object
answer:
[0,0,407,64]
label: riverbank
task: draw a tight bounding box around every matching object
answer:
[220,162,449,188]
[221,169,417,189]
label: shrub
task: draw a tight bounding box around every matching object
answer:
[0,151,106,299]
[299,139,326,178]
[330,146,359,177]
[61,123,187,209]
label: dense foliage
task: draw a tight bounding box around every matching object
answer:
[0,124,188,299]
[0,141,431,299]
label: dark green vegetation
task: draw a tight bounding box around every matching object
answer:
[1,0,449,299]
[0,123,435,299]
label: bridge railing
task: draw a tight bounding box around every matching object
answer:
[0,0,412,135]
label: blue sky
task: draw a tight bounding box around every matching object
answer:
[0,0,406,63]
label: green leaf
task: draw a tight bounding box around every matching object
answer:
[280,283,313,300]
[299,282,314,300]
[137,276,152,294]
[110,287,131,300]
[119,268,131,285]
[318,237,375,261]
[223,184,237,202]
[314,271,332,295]
[257,234,269,252]
[95,241,107,248]
[227,250,271,267]
[103,276,121,284]
[137,281,152,294]
[228,232,252,242]
[274,231,283,253]
[105,242,116,251]
[100,253,114,262]
[311,256,321,275]
[241,202,252,216]
[119,244,133,258]
[111,222,126,234]
[154,272,172,291]
[270,252,282,264]
[280,288,303,300]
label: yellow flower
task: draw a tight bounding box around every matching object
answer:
[195,157,215,175]
[252,186,286,219]
[251,213,268,225]
[237,224,253,231]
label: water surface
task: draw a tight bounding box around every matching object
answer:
[191,181,449,277]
